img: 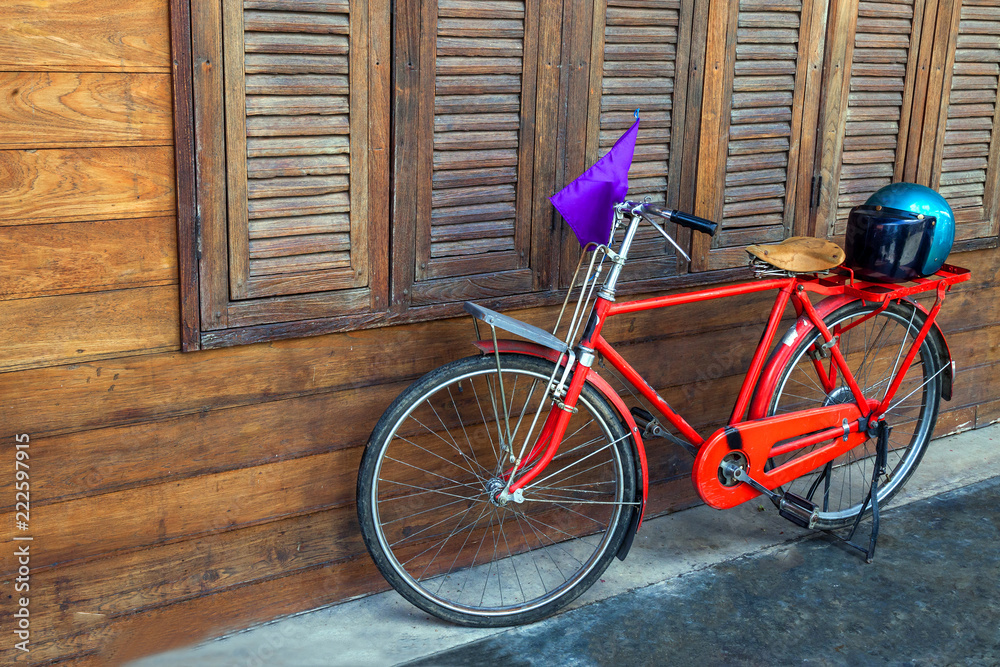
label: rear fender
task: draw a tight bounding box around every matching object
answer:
[473,339,649,529]
[749,294,954,419]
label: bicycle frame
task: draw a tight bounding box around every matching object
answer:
[471,205,969,518]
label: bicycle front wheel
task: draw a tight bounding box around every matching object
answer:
[763,299,944,529]
[357,353,637,627]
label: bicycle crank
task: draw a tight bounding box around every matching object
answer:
[719,455,819,529]
[692,403,867,510]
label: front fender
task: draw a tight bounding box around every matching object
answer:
[749,294,954,419]
[473,339,648,528]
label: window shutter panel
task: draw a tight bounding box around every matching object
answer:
[931,0,1000,240]
[408,0,538,306]
[694,0,821,270]
[586,0,690,283]
[814,0,924,239]
[222,0,384,307]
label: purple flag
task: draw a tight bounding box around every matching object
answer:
[550,117,639,247]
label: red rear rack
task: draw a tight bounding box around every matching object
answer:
[801,263,971,302]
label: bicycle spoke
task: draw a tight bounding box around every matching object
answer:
[383,455,484,494]
[398,423,486,480]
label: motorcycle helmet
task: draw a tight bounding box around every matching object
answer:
[844,183,955,283]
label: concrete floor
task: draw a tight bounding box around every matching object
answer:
[133,423,1000,667]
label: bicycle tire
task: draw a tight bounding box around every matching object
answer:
[357,353,637,627]
[761,299,944,529]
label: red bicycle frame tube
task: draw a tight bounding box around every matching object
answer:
[874,281,949,416]
[503,265,964,497]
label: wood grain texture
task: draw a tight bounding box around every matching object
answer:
[0,73,173,148]
[171,0,202,351]
[0,217,176,299]
[0,0,170,72]
[412,0,536,293]
[0,285,180,373]
[0,381,405,508]
[12,503,367,638]
[0,314,476,440]
[0,147,175,225]
[0,448,363,573]
[932,0,1000,237]
[18,553,381,665]
[191,0,232,331]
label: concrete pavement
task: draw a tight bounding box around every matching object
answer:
[133,423,1000,667]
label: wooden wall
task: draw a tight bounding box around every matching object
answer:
[1,0,999,665]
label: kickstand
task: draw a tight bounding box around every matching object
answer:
[834,420,890,563]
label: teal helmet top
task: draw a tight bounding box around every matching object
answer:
[863,183,955,275]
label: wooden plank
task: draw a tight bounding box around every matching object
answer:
[16,502,367,638]
[692,0,739,269]
[532,0,563,289]
[0,73,172,149]
[0,381,405,507]
[0,286,180,373]
[171,0,202,351]
[192,0,232,331]
[0,217,176,299]
[0,314,477,439]
[975,396,1000,427]
[22,553,382,665]
[222,0,251,299]
[0,0,170,72]
[410,267,532,304]
[0,446,366,574]
[0,147,175,225]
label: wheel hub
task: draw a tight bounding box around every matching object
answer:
[485,477,507,506]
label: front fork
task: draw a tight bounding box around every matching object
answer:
[496,305,609,504]
[497,348,596,503]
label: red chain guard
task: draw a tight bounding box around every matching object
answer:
[692,404,868,510]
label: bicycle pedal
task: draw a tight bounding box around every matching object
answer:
[778,492,819,529]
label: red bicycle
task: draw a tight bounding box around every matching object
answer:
[356,200,969,627]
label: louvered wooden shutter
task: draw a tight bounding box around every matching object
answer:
[813,0,924,239]
[407,0,538,306]
[220,0,385,309]
[694,0,822,270]
[585,0,692,283]
[930,0,1000,240]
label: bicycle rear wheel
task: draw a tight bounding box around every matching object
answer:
[762,299,944,529]
[357,353,637,627]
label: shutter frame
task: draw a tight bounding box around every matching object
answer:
[693,0,828,270]
[191,0,390,333]
[400,0,541,307]
[925,0,1000,241]
[813,0,926,240]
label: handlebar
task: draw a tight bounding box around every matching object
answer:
[640,203,718,237]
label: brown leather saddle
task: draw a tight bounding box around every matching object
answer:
[746,236,845,273]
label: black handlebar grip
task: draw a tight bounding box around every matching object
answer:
[670,210,718,237]
[642,204,719,237]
